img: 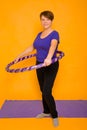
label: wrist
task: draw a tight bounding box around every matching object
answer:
[46,56,52,60]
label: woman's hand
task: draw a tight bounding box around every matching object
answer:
[44,58,52,66]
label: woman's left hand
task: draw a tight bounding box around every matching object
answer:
[44,58,52,66]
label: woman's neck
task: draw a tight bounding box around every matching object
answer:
[43,27,53,33]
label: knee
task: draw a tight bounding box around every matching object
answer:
[42,89,51,98]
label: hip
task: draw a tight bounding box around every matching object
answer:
[36,60,59,71]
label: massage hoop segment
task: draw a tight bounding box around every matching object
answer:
[5,51,64,73]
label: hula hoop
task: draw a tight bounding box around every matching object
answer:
[5,50,64,73]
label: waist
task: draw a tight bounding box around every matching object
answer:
[36,59,59,66]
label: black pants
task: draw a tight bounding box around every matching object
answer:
[36,60,59,118]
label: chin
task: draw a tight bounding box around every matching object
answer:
[44,26,50,29]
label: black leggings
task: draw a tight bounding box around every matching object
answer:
[36,60,59,118]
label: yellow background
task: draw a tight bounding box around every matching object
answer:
[0,0,87,129]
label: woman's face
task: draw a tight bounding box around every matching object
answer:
[40,15,52,29]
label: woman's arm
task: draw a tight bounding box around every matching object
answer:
[44,39,58,66]
[14,44,35,62]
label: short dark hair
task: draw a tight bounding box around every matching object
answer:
[40,10,54,21]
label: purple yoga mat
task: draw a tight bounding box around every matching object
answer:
[0,100,87,118]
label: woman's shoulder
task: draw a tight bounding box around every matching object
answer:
[37,31,42,36]
[35,32,41,38]
[51,30,60,37]
[52,30,59,35]
[51,30,60,43]
[34,32,42,39]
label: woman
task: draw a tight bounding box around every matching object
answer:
[15,10,60,127]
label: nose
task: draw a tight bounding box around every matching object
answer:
[44,20,48,24]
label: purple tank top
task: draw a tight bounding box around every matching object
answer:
[33,30,60,62]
